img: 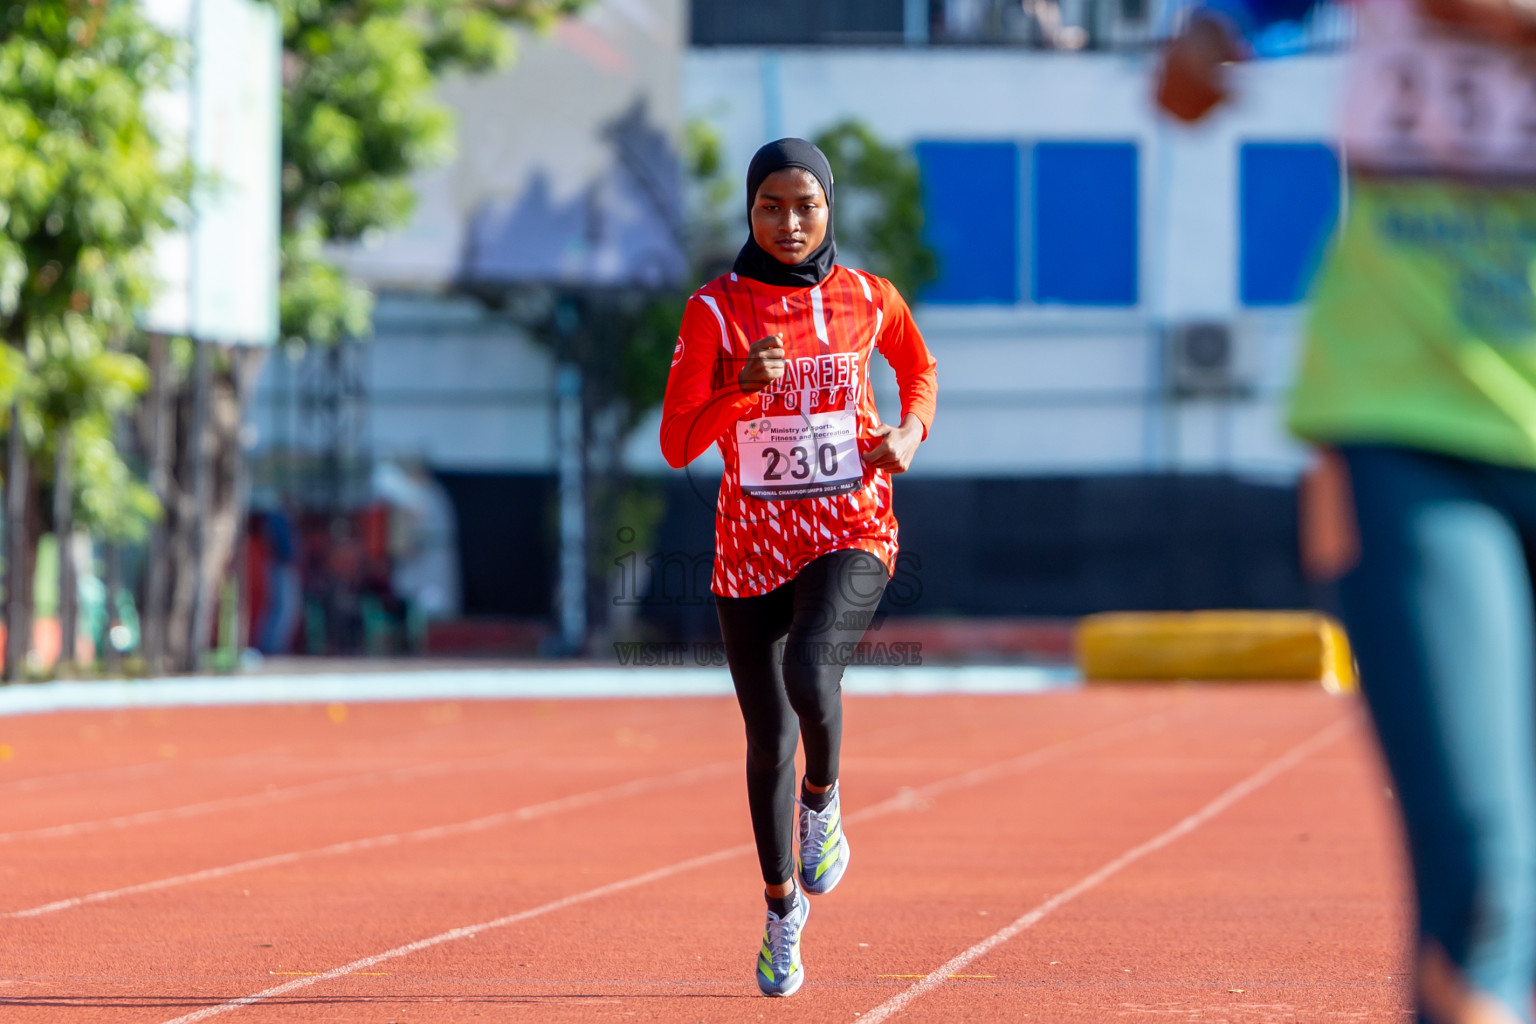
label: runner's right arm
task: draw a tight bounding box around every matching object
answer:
[660,296,759,470]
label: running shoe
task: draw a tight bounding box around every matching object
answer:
[755,892,809,997]
[797,782,851,895]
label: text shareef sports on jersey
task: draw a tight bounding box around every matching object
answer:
[756,352,862,411]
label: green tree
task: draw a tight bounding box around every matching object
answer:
[0,1,181,678]
[275,0,587,346]
[141,0,590,671]
[813,120,938,302]
[615,120,736,435]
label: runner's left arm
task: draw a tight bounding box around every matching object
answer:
[872,279,938,440]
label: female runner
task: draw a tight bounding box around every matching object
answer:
[659,138,938,997]
[1161,2,1536,1021]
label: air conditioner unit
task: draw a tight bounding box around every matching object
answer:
[1167,321,1249,398]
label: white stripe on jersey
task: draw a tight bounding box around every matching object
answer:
[810,286,829,347]
[865,308,884,374]
[699,295,731,353]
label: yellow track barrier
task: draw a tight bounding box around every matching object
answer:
[1076,611,1357,694]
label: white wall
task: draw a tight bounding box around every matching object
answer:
[670,47,1348,480]
[256,46,1352,484]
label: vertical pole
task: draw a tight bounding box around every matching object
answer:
[555,364,586,655]
[231,349,254,663]
[181,0,205,671]
[275,346,290,502]
[187,339,212,671]
[144,333,171,674]
[53,429,74,671]
[904,0,929,44]
[103,542,122,675]
[4,403,26,681]
[759,53,783,143]
[1146,114,1177,473]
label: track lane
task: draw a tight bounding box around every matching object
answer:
[0,748,708,845]
[139,702,1188,1023]
[130,697,1199,1022]
[0,704,489,800]
[885,719,1409,1021]
[0,688,1399,1024]
[322,690,1353,1023]
[0,700,718,833]
[1,691,1189,1022]
[0,698,763,909]
[858,715,1362,1022]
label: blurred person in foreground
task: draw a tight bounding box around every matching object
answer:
[659,139,937,997]
[1161,1,1536,1021]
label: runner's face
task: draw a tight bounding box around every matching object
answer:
[751,168,828,265]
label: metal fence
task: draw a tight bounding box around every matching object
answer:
[690,0,1354,52]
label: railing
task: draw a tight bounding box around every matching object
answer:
[690,0,1355,53]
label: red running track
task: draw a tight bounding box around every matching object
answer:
[0,687,1409,1022]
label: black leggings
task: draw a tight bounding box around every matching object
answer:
[715,549,889,886]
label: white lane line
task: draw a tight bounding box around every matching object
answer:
[0,716,482,797]
[855,713,1360,1024]
[0,749,551,844]
[0,750,288,797]
[844,711,1186,825]
[155,842,758,1024]
[150,708,1188,1023]
[0,759,178,796]
[13,705,1186,923]
[3,761,735,919]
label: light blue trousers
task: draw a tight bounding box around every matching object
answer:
[1341,445,1536,1023]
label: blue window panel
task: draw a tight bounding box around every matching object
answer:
[915,141,1019,304]
[1239,142,1340,306]
[1032,142,1139,306]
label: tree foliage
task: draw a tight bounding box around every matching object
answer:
[0,1,602,672]
[615,120,736,429]
[270,0,587,346]
[813,120,938,303]
[0,1,181,541]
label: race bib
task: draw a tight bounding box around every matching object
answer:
[736,409,862,501]
[1343,0,1536,178]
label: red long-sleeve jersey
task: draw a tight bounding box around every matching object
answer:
[659,266,938,599]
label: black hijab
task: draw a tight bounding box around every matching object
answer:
[732,138,837,288]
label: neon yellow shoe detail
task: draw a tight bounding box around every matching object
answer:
[798,783,851,895]
[755,894,808,997]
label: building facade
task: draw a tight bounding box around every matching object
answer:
[254,0,1352,634]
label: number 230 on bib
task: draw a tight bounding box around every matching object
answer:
[736,410,862,501]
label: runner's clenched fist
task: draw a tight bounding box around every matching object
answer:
[738,334,786,393]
